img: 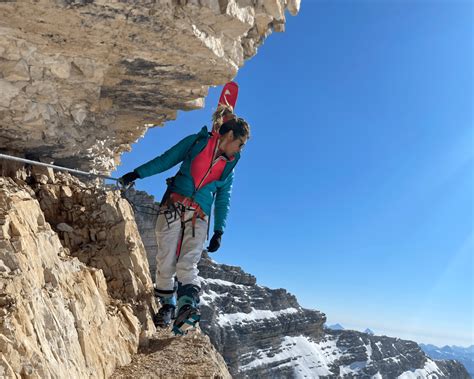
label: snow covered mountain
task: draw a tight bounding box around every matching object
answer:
[197,253,470,378]
[420,344,474,378]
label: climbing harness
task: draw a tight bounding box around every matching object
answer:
[163,193,207,260]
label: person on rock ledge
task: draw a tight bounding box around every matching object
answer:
[119,105,250,335]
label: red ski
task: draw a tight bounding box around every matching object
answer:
[218,81,239,110]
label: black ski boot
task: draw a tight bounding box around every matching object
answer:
[153,284,177,329]
[153,303,176,328]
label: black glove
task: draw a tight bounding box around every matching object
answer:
[207,230,223,253]
[119,171,139,186]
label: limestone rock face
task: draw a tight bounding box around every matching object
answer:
[0,166,157,378]
[31,174,154,305]
[0,0,300,172]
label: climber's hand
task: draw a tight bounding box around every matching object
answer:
[119,171,139,187]
[207,231,223,253]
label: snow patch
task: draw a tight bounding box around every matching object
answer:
[375,341,384,353]
[397,358,443,379]
[200,289,222,306]
[217,307,300,327]
[240,335,342,378]
[202,277,247,289]
[366,342,373,363]
[339,361,367,376]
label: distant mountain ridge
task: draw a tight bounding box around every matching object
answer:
[327,323,374,336]
[327,324,473,378]
[327,323,345,331]
[420,344,474,378]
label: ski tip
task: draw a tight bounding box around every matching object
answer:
[218,82,239,109]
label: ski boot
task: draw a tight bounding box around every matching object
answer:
[153,291,176,328]
[153,303,176,328]
[172,303,200,336]
[172,283,201,335]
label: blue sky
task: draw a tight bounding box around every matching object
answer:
[114,0,473,346]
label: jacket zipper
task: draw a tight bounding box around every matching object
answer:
[192,139,222,198]
[196,158,223,191]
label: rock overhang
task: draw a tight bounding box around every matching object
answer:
[0,0,300,172]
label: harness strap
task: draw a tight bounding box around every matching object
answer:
[169,192,205,215]
[170,199,206,261]
[176,204,186,261]
[191,211,198,238]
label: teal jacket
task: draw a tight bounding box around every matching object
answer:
[134,127,240,233]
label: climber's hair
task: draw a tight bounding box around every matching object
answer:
[212,104,250,140]
[219,117,251,140]
[212,105,234,129]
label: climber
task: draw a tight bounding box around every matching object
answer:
[119,106,250,335]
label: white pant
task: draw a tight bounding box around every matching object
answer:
[154,205,208,292]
